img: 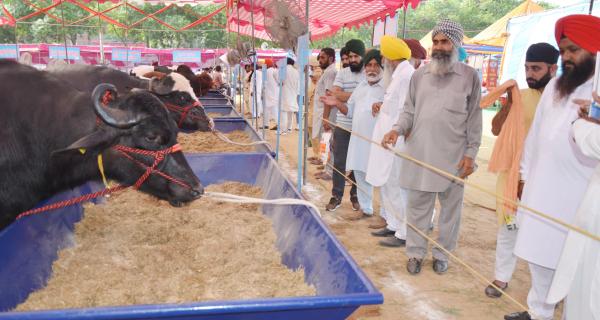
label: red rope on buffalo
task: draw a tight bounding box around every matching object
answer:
[163,101,203,128]
[16,143,188,219]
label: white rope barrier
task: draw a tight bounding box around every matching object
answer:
[204,191,322,217]
[322,118,600,243]
[212,130,271,147]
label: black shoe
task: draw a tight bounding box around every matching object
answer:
[504,311,531,320]
[432,259,448,274]
[379,237,406,247]
[350,195,360,211]
[371,228,395,237]
[326,197,342,211]
[485,281,508,298]
[406,258,422,275]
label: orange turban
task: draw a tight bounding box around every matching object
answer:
[555,14,600,53]
[264,58,274,68]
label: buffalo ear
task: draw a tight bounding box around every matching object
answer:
[51,129,118,157]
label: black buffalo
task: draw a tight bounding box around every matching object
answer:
[0,60,203,230]
[48,64,213,131]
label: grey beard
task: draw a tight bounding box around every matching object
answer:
[429,48,459,76]
[383,60,396,90]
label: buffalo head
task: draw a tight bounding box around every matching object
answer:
[145,71,213,132]
[57,83,203,206]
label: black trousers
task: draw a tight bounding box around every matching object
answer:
[332,127,357,199]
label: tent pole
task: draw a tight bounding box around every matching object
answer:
[236,2,244,116]
[14,22,19,60]
[402,4,407,38]
[250,0,258,130]
[97,1,105,64]
[302,0,310,186]
[590,0,594,14]
[59,0,69,62]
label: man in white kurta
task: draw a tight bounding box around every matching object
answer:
[343,50,385,216]
[366,36,414,247]
[264,60,279,126]
[250,66,263,119]
[505,15,599,320]
[281,57,300,133]
[547,93,600,320]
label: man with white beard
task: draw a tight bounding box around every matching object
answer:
[365,35,414,243]
[504,14,600,320]
[322,49,386,219]
[382,19,482,275]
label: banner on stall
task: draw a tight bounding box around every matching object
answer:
[172,50,202,63]
[111,48,141,62]
[49,46,80,60]
[0,44,18,59]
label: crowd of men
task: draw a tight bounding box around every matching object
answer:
[237,13,600,320]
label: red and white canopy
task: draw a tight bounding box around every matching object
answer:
[228,0,421,41]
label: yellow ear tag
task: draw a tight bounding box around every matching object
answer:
[79,148,86,155]
[97,154,109,187]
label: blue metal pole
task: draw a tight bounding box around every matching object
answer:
[297,91,304,191]
[275,80,283,161]
[261,64,267,139]
[251,57,257,128]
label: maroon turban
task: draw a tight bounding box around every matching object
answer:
[555,14,600,53]
[404,39,427,60]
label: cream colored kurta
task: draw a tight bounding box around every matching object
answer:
[392,62,482,192]
[514,77,597,269]
[547,119,600,320]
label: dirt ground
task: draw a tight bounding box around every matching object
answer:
[256,110,562,319]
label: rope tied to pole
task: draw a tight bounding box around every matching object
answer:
[322,157,533,317]
[322,118,600,243]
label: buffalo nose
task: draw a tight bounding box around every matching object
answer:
[190,187,204,199]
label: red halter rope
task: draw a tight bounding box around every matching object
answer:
[16,143,188,220]
[163,101,203,128]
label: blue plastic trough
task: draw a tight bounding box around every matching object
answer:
[0,153,383,320]
[205,106,242,119]
[200,97,230,105]
[210,119,274,156]
[205,91,225,97]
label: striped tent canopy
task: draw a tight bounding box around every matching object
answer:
[228,0,422,41]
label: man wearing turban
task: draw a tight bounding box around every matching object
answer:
[404,38,427,68]
[504,14,600,320]
[547,93,600,320]
[365,36,419,247]
[382,19,482,275]
[481,43,559,301]
[323,49,385,219]
[321,39,366,212]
